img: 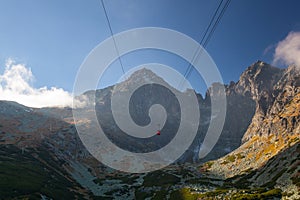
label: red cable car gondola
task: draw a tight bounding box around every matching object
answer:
[156,130,161,135]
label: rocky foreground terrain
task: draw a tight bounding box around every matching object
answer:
[0,61,299,199]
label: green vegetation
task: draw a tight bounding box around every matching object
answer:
[231,171,257,189]
[206,161,214,168]
[168,187,282,200]
[185,178,199,184]
[200,188,229,197]
[179,167,196,178]
[92,196,112,200]
[143,171,180,187]
[0,145,85,199]
[232,188,282,200]
[185,178,219,187]
[93,174,138,186]
[169,188,231,200]
[104,188,129,196]
[236,153,245,159]
[291,175,300,187]
[287,164,297,173]
[262,169,286,188]
[152,190,168,200]
[170,188,198,200]
[93,178,103,184]
[227,154,236,162]
[221,154,236,164]
[0,161,45,195]
[135,190,152,199]
[118,175,138,184]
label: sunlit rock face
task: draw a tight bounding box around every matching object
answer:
[0,61,299,199]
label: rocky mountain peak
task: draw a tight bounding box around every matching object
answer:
[128,68,157,78]
[240,61,300,143]
[286,64,298,72]
[125,68,166,85]
[0,60,299,199]
[113,68,173,95]
[235,61,283,98]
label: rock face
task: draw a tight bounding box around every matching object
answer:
[2,62,291,164]
[198,81,256,162]
[234,61,300,142]
[78,68,256,163]
[218,60,299,147]
[206,62,300,198]
[0,61,299,199]
[70,61,298,165]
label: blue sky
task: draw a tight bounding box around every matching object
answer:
[0,0,300,99]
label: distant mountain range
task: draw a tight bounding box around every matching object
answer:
[0,61,299,199]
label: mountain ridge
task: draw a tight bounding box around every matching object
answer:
[0,60,299,199]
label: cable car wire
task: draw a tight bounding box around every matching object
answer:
[100,0,126,76]
[178,0,231,90]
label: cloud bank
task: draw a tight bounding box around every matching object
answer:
[273,31,300,68]
[0,59,83,108]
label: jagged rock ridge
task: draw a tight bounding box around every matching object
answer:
[0,61,299,199]
[205,61,300,199]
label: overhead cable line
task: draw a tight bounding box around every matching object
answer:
[178,0,231,89]
[100,0,126,76]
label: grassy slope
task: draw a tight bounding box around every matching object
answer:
[0,145,89,200]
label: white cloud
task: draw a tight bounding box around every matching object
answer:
[273,31,300,68]
[0,59,84,108]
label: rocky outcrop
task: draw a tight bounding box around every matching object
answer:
[232,61,300,142]
[205,62,300,197]
[76,68,256,163]
[1,61,299,199]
